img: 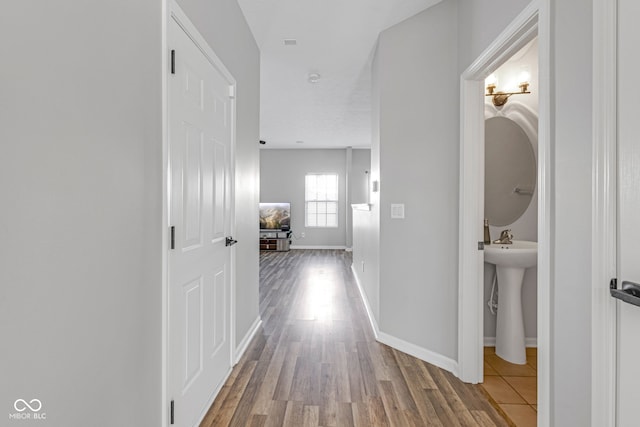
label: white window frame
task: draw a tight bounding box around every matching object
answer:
[305,173,339,228]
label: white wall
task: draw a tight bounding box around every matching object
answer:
[374,0,460,360]
[351,149,371,205]
[484,39,539,343]
[347,149,372,249]
[550,0,593,424]
[0,0,259,425]
[457,0,533,73]
[260,148,370,248]
[261,149,348,247]
[352,49,382,321]
[0,2,163,425]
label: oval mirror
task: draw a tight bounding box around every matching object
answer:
[485,116,536,227]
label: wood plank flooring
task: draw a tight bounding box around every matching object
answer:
[201,249,509,427]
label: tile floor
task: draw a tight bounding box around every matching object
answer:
[481,347,537,427]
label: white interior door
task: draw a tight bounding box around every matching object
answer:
[616,0,640,425]
[168,12,235,427]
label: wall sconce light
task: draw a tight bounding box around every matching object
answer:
[485,73,530,107]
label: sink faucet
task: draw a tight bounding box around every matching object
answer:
[493,229,513,244]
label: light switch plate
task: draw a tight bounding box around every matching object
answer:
[391,204,405,219]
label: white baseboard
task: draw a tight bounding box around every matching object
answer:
[290,245,347,250]
[350,264,459,377]
[234,316,262,365]
[483,336,538,348]
[351,264,380,338]
[377,331,459,376]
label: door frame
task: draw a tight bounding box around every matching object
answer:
[457,0,551,425]
[162,0,237,425]
[591,0,618,424]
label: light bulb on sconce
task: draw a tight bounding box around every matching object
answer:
[485,74,498,95]
[518,70,531,93]
[485,71,531,107]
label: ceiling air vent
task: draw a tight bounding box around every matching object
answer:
[284,39,297,46]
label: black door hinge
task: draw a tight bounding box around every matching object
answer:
[478,241,485,250]
[170,400,174,424]
[170,226,175,250]
[171,50,176,74]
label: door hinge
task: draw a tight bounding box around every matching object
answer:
[170,226,175,250]
[478,241,485,250]
[171,50,176,74]
[170,400,174,424]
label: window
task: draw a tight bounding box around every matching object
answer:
[305,173,339,227]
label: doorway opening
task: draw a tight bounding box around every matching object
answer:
[457,1,551,425]
[481,38,539,423]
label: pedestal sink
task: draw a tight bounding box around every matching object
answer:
[484,240,537,364]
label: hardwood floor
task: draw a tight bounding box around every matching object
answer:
[201,249,509,427]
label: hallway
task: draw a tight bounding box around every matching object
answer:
[201,250,509,426]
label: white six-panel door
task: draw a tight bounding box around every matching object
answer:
[617,0,640,425]
[168,10,234,427]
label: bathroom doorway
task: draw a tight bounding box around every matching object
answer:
[481,38,539,425]
[457,2,551,426]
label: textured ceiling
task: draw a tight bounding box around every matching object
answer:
[238,0,442,149]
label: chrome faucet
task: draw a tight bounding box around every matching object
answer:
[493,229,513,244]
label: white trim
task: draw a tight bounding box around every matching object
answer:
[352,203,372,211]
[377,332,459,376]
[345,148,353,250]
[457,76,485,384]
[458,0,540,384]
[458,2,552,424]
[460,2,539,79]
[304,172,340,228]
[536,2,552,425]
[228,68,238,378]
[234,316,263,364]
[169,6,236,85]
[163,2,238,425]
[591,0,618,425]
[161,1,169,426]
[484,336,538,348]
[351,264,381,338]
[290,245,347,250]
[351,265,459,376]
